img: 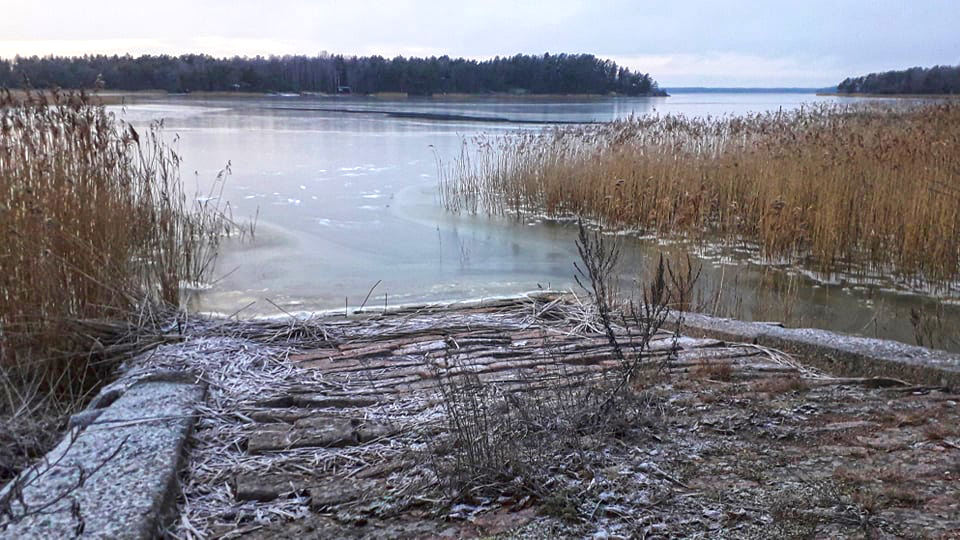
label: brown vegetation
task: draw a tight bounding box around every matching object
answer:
[441,101,960,289]
[0,89,227,480]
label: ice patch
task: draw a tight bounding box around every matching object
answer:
[360,189,385,199]
[338,164,389,174]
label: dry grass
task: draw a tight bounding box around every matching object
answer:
[692,361,734,382]
[922,423,959,441]
[441,101,960,289]
[0,89,229,480]
[751,376,809,395]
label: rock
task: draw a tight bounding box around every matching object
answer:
[309,480,377,510]
[246,416,398,453]
[0,379,206,539]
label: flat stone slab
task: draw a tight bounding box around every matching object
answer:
[673,312,960,390]
[246,416,398,454]
[0,377,205,539]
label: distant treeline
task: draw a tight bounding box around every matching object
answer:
[837,65,960,95]
[0,53,665,96]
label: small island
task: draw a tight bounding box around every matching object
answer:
[0,53,667,97]
[836,64,960,95]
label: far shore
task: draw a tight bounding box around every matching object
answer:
[3,88,669,105]
[106,89,670,100]
[818,91,960,99]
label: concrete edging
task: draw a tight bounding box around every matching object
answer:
[672,312,960,390]
[0,373,206,539]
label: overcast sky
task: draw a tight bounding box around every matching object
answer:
[2,0,957,87]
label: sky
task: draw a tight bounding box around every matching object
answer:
[2,0,957,87]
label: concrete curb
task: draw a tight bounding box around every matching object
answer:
[671,312,960,390]
[0,374,206,539]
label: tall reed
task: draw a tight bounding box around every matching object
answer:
[441,102,960,289]
[1,89,226,403]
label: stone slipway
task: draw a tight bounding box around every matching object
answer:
[4,292,960,538]
[672,311,960,390]
[0,373,206,539]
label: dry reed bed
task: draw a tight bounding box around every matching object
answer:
[0,89,226,480]
[441,102,960,289]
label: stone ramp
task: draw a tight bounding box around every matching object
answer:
[0,376,206,539]
[6,292,959,538]
[185,294,825,534]
[241,334,800,457]
[674,311,960,390]
[173,294,958,538]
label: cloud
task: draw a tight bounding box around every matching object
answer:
[609,53,845,87]
[0,38,330,60]
[1,1,956,86]
[0,39,170,58]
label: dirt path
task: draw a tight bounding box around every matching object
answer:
[132,293,959,539]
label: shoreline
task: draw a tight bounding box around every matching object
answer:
[4,292,958,537]
[819,91,960,99]
[84,89,670,104]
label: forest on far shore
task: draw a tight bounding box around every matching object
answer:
[837,64,960,95]
[0,53,666,97]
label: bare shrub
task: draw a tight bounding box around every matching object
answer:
[432,221,685,512]
[432,364,548,501]
[573,220,681,418]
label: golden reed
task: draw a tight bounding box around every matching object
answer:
[441,101,960,289]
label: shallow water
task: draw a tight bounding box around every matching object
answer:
[114,93,960,351]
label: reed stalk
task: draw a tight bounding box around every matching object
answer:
[0,89,230,479]
[441,102,960,290]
